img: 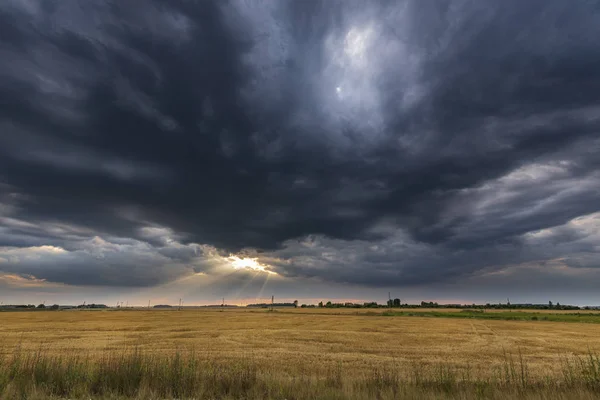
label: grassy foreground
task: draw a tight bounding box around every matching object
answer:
[1,347,600,399]
[3,309,600,398]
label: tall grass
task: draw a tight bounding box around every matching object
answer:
[1,347,600,399]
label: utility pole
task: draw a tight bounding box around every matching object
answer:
[148,300,151,309]
[388,292,391,308]
[178,298,182,311]
[271,295,274,311]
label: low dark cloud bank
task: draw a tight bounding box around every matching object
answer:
[0,0,599,293]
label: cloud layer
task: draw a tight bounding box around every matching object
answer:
[1,0,599,300]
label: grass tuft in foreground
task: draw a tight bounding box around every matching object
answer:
[2,347,600,399]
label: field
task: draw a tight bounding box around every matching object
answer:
[2,308,600,399]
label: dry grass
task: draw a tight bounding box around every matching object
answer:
[2,308,600,398]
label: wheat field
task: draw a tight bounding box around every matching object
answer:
[2,308,600,399]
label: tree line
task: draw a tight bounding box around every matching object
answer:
[298,300,585,310]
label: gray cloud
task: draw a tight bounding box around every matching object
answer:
[0,0,599,299]
[0,236,199,287]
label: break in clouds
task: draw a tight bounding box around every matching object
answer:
[1,0,600,300]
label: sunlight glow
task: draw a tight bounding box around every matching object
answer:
[344,26,373,67]
[227,255,275,274]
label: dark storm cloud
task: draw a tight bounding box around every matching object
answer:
[1,0,600,289]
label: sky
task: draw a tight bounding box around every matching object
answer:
[1,0,600,306]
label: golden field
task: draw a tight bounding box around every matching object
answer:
[2,308,600,399]
[2,308,600,376]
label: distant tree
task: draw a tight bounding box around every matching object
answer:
[36,304,46,309]
[549,301,553,308]
[318,301,323,308]
[325,301,332,308]
[300,304,307,308]
[393,298,401,307]
[293,300,298,308]
[50,304,59,310]
[387,299,393,307]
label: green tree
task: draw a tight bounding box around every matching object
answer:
[318,301,323,308]
[393,298,401,307]
[293,300,298,308]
